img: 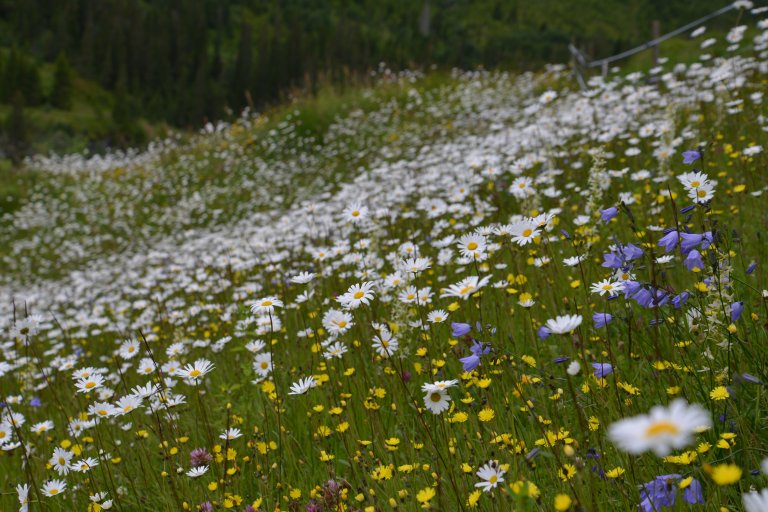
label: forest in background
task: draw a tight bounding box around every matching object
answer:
[0,0,736,160]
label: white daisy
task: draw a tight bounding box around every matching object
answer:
[475,460,506,492]
[607,399,712,457]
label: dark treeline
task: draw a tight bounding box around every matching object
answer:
[0,0,729,129]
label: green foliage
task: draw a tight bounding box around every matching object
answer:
[0,0,736,135]
[50,53,74,110]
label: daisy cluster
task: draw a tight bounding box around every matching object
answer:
[2,3,768,511]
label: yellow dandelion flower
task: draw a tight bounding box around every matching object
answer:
[710,386,730,400]
[467,489,482,508]
[554,494,572,511]
[708,463,742,486]
[606,467,625,478]
[478,409,495,422]
[416,487,436,504]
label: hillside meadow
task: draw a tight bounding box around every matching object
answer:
[2,6,768,512]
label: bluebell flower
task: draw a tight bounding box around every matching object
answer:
[553,356,570,364]
[671,291,690,309]
[29,397,42,407]
[451,322,471,337]
[600,206,618,223]
[460,353,481,372]
[683,250,703,271]
[593,312,613,328]
[538,325,551,340]
[680,232,704,255]
[591,362,613,378]
[747,261,757,274]
[681,477,704,505]
[682,150,701,164]
[680,204,696,214]
[461,340,491,371]
[623,243,644,260]
[639,474,681,512]
[658,230,679,252]
[731,301,745,322]
[601,251,625,269]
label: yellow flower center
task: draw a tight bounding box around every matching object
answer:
[697,189,707,198]
[337,321,347,328]
[261,300,272,307]
[430,392,442,402]
[260,362,269,369]
[49,488,59,495]
[353,291,365,299]
[691,181,700,187]
[189,369,201,377]
[522,229,532,237]
[351,210,360,217]
[645,421,680,438]
[467,242,478,250]
[489,475,498,484]
[602,284,613,291]
[458,285,475,295]
[85,381,96,389]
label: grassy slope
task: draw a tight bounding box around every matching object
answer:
[1,20,768,512]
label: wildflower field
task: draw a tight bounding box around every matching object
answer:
[4,6,768,512]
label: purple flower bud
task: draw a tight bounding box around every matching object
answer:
[747,261,758,274]
[680,204,696,214]
[198,502,213,512]
[741,373,761,384]
[553,356,570,364]
[600,206,618,223]
[538,325,551,340]
[731,301,745,322]
[401,371,412,382]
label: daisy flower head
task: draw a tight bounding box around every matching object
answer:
[510,219,540,246]
[590,279,625,297]
[688,181,716,204]
[743,489,768,512]
[41,479,67,497]
[545,314,583,334]
[290,272,316,284]
[118,339,140,359]
[75,374,105,393]
[337,281,376,309]
[253,353,273,376]
[372,330,399,358]
[440,275,491,300]
[510,177,535,198]
[342,202,368,223]
[427,309,449,323]
[322,309,354,335]
[323,341,348,360]
[178,359,215,382]
[186,466,209,478]
[288,376,317,395]
[457,233,488,260]
[475,460,506,492]
[678,171,710,190]
[219,428,242,440]
[422,388,451,415]
[607,399,712,457]
[251,296,283,314]
[49,447,73,475]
